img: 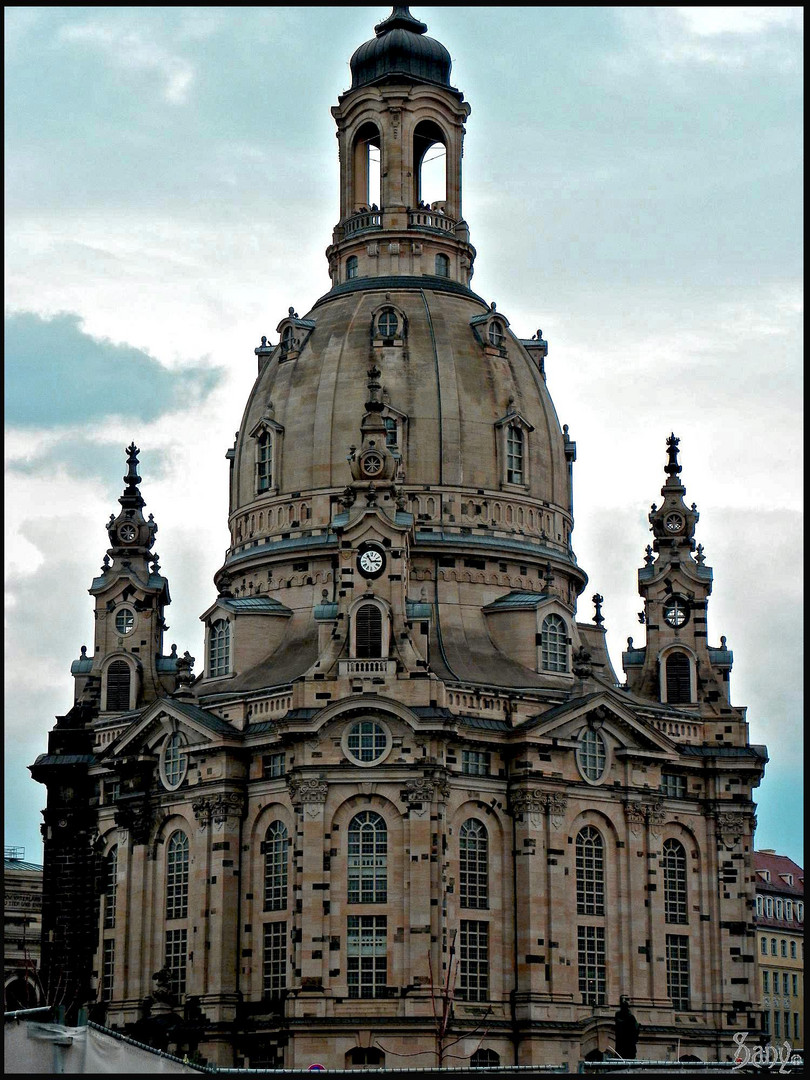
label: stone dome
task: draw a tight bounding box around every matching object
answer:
[230,279,572,545]
[350,6,453,90]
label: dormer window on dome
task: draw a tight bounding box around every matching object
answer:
[495,405,534,491]
[470,307,509,357]
[250,414,284,496]
[372,303,406,346]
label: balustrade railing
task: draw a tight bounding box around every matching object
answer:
[408,209,456,233]
[343,211,382,236]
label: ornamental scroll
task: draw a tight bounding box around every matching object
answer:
[510,790,568,829]
[624,799,666,839]
[710,807,751,850]
[288,777,328,805]
[192,792,245,829]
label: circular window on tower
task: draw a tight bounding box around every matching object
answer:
[115,607,136,635]
[360,450,384,478]
[576,726,609,785]
[663,595,690,629]
[160,731,187,790]
[342,718,392,767]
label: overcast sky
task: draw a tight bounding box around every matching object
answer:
[5,6,803,866]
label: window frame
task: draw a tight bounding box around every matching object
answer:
[459,819,489,911]
[347,811,388,904]
[208,618,231,678]
[264,820,289,912]
[577,727,609,785]
[540,612,568,673]
[663,838,688,925]
[575,825,605,916]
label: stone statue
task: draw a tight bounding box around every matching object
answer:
[614,996,640,1059]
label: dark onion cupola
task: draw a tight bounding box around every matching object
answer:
[350,6,453,90]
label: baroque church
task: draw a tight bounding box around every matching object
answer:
[32,7,768,1070]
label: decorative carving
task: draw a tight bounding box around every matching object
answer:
[624,799,666,838]
[713,810,749,849]
[192,792,245,828]
[403,774,450,805]
[572,645,593,677]
[510,789,568,828]
[114,796,153,846]
[288,777,328,805]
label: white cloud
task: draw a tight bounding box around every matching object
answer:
[57,20,196,104]
[674,7,803,38]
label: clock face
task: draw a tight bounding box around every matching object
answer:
[358,546,385,578]
[664,513,684,533]
[362,453,383,477]
[118,523,137,543]
[663,596,689,628]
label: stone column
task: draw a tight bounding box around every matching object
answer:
[288,777,329,1004]
[510,789,567,1008]
[192,792,245,1022]
[403,773,448,1014]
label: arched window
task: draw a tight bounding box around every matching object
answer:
[348,811,387,904]
[506,424,524,484]
[209,619,231,677]
[459,819,488,910]
[377,308,398,339]
[488,321,505,347]
[104,846,118,929]
[776,899,783,919]
[576,826,605,915]
[346,1048,385,1068]
[665,652,691,704]
[471,1049,500,1069]
[257,431,273,492]
[435,253,449,277]
[766,897,774,917]
[346,255,359,280]
[355,604,383,658]
[264,821,289,911]
[166,831,189,920]
[541,613,568,672]
[756,895,763,917]
[577,728,607,782]
[162,732,186,789]
[106,660,131,711]
[281,325,294,354]
[414,120,447,205]
[663,839,688,924]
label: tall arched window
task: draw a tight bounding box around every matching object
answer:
[541,613,568,672]
[435,253,449,277]
[209,619,231,677]
[104,845,118,929]
[384,416,398,449]
[506,424,524,484]
[346,255,358,280]
[665,652,691,704]
[264,821,289,911]
[355,604,383,658]
[281,325,294,355]
[663,839,688,924]
[576,826,605,915]
[459,819,489,910]
[166,831,189,920]
[348,811,387,904]
[106,660,131,710]
[257,431,273,492]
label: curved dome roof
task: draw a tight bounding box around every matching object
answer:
[232,281,570,518]
[350,6,452,90]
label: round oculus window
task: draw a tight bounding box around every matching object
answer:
[342,719,391,767]
[663,596,690,628]
[361,452,384,477]
[664,513,684,533]
[118,522,138,544]
[115,608,135,635]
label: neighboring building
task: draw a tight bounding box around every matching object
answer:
[31,7,768,1070]
[4,847,44,1010]
[754,850,804,1047]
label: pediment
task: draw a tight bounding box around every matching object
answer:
[102,696,239,760]
[521,692,678,757]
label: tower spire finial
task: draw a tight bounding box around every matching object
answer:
[664,432,682,480]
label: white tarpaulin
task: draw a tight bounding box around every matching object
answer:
[4,1020,202,1074]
